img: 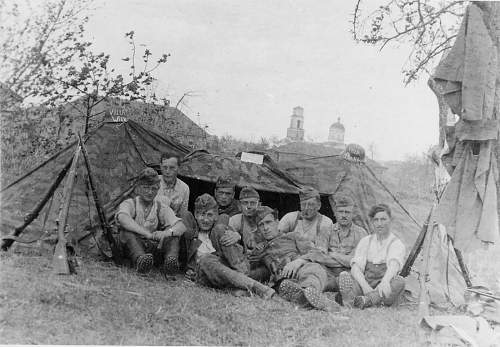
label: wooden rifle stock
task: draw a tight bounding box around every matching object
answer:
[400,209,433,277]
[1,158,72,251]
[77,133,121,264]
[52,145,81,274]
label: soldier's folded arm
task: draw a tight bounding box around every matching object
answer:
[299,249,342,267]
[327,250,353,268]
[158,202,186,236]
[116,208,153,239]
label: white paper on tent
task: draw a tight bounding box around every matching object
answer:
[240,152,264,165]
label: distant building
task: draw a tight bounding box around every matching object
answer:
[272,106,346,161]
[326,117,345,147]
[286,106,305,142]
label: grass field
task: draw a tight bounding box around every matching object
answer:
[0,253,429,346]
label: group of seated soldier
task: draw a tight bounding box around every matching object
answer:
[115,153,406,312]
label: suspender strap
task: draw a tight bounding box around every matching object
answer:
[132,197,163,228]
[291,212,300,232]
[367,234,397,263]
[291,213,323,236]
[316,214,323,236]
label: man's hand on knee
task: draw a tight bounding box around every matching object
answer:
[220,229,241,246]
[282,259,306,279]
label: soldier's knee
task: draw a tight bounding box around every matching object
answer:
[391,276,405,292]
[299,262,327,280]
[308,262,324,272]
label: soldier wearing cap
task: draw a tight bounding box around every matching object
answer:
[214,175,241,217]
[278,186,334,253]
[116,167,187,274]
[328,194,367,283]
[251,206,340,311]
[182,194,275,299]
[228,186,266,253]
[300,193,367,294]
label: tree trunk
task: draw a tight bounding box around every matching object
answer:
[427,78,450,148]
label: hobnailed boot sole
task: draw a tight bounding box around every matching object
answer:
[163,256,180,275]
[353,295,370,309]
[136,254,154,273]
[278,279,306,304]
[303,287,341,312]
[338,272,355,307]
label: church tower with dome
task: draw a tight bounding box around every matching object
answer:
[278,106,345,152]
[325,117,345,149]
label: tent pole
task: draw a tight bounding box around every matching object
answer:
[52,143,82,275]
[452,245,473,287]
[418,221,436,319]
[77,133,122,264]
[1,158,73,251]
[365,164,422,228]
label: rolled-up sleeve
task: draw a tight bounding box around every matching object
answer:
[350,235,370,272]
[158,202,181,228]
[115,199,135,225]
[278,212,295,233]
[386,239,406,272]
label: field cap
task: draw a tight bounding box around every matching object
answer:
[239,186,259,200]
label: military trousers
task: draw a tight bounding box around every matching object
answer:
[343,262,405,306]
[196,253,261,291]
[120,230,180,267]
[294,262,328,292]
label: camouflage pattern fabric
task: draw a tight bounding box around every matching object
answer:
[179,150,303,194]
[1,120,189,257]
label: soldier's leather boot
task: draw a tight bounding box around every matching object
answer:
[278,279,307,304]
[136,253,154,273]
[338,271,355,307]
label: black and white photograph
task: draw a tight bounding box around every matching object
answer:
[1,0,499,345]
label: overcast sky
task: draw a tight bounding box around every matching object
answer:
[86,0,442,161]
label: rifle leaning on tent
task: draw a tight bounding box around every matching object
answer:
[1,158,74,251]
[465,288,500,301]
[53,143,82,274]
[400,209,433,277]
[77,133,122,264]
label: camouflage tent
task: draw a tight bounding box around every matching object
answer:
[173,150,331,218]
[1,119,190,257]
[280,149,466,306]
[1,119,320,257]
